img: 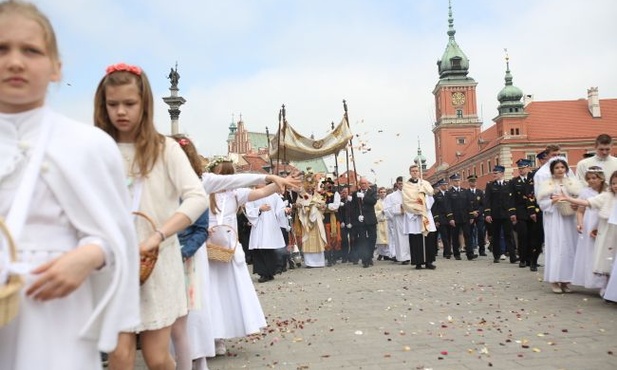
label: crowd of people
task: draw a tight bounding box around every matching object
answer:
[265,137,617,307]
[0,2,616,370]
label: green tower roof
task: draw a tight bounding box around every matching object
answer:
[437,1,470,79]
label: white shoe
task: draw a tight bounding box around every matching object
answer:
[500,255,506,260]
[215,339,226,356]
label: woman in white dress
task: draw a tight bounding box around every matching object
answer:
[570,166,607,291]
[0,3,139,369]
[537,158,581,294]
[204,160,300,355]
[555,170,617,298]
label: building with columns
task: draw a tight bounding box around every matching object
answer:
[424,4,617,188]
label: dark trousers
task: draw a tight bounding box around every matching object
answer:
[340,227,353,262]
[437,223,452,257]
[450,222,472,257]
[515,219,532,264]
[529,218,543,265]
[409,232,437,265]
[470,217,486,254]
[489,218,516,262]
[354,224,376,265]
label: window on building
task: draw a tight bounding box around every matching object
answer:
[456,109,463,118]
[526,153,536,168]
[457,137,466,145]
[451,57,461,69]
[495,157,500,166]
[488,160,491,172]
[480,163,484,175]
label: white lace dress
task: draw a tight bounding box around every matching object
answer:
[119,139,208,332]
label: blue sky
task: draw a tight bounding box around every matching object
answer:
[37,0,617,185]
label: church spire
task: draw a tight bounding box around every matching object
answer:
[437,0,470,79]
[447,0,456,40]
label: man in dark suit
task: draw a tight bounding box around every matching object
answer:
[484,165,518,263]
[445,173,478,260]
[510,159,538,268]
[350,177,378,268]
[467,174,487,256]
[431,179,452,258]
[337,186,354,263]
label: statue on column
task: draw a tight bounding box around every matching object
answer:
[167,65,180,89]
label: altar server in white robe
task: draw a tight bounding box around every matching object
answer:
[0,3,139,369]
[383,177,411,264]
[246,191,287,282]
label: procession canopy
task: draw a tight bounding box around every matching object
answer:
[269,117,353,161]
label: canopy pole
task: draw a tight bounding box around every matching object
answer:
[343,100,359,187]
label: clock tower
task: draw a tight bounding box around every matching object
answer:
[432,1,482,168]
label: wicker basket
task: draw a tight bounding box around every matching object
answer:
[206,225,238,263]
[0,218,23,327]
[133,212,160,285]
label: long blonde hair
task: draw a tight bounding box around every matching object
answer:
[94,69,163,177]
[0,1,60,63]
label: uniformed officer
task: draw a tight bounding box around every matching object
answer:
[431,179,452,258]
[484,165,518,263]
[445,173,477,260]
[510,159,538,268]
[467,175,487,256]
[527,152,546,271]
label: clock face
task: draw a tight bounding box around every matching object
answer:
[451,92,466,106]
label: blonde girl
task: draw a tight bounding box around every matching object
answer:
[570,166,606,291]
[0,2,138,369]
[94,64,208,370]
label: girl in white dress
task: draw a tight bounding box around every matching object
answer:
[94,64,209,370]
[204,160,300,355]
[555,170,617,298]
[571,166,607,290]
[0,3,139,370]
[537,158,581,294]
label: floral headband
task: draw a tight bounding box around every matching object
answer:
[587,165,604,174]
[206,157,233,172]
[177,138,190,147]
[106,63,142,76]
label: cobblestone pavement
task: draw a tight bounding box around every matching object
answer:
[136,254,617,370]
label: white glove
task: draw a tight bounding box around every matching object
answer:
[347,196,353,202]
[357,192,364,199]
[347,223,352,229]
[340,222,345,228]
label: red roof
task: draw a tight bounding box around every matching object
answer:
[525,98,617,141]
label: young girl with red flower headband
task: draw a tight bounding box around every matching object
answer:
[0,2,139,369]
[94,65,300,369]
[94,64,209,370]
